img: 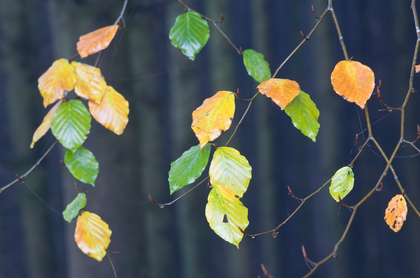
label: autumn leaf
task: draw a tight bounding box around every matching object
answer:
[257,78,301,109]
[205,185,249,248]
[38,59,75,107]
[415,64,420,73]
[71,61,106,103]
[77,25,119,58]
[63,193,86,223]
[64,147,99,186]
[74,211,112,261]
[243,49,271,83]
[30,100,62,148]
[329,166,354,202]
[88,86,129,135]
[384,194,408,232]
[330,60,375,109]
[192,91,235,148]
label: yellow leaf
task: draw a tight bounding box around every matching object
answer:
[77,25,119,58]
[71,62,107,103]
[330,60,375,109]
[38,59,75,107]
[257,78,300,110]
[74,211,112,261]
[88,86,129,135]
[384,194,408,233]
[416,64,420,73]
[191,91,235,148]
[30,100,63,148]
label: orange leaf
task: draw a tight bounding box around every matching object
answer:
[88,86,129,135]
[71,61,106,103]
[30,100,63,148]
[191,91,235,148]
[330,60,375,109]
[38,59,75,107]
[415,64,420,73]
[77,25,119,58]
[384,194,407,232]
[74,211,112,261]
[257,78,300,109]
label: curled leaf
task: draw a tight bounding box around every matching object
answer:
[63,193,87,223]
[30,100,62,148]
[257,78,300,109]
[384,194,407,232]
[77,25,119,58]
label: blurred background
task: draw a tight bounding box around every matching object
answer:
[1,0,420,277]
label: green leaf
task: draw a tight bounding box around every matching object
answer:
[65,147,99,186]
[243,49,271,83]
[284,91,320,142]
[209,147,252,198]
[205,185,249,248]
[169,144,211,194]
[329,166,355,202]
[63,193,87,223]
[51,99,91,152]
[169,11,210,61]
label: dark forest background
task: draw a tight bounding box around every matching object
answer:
[1,0,420,277]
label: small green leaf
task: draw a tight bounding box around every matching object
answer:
[65,147,99,186]
[51,99,91,152]
[243,49,271,83]
[329,166,355,202]
[63,193,87,223]
[169,11,210,60]
[284,91,320,142]
[169,144,211,194]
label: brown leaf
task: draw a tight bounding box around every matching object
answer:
[384,194,407,232]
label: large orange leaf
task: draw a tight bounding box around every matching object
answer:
[30,100,62,148]
[71,61,106,103]
[384,194,408,233]
[257,78,300,109]
[191,91,235,148]
[38,59,75,107]
[77,25,119,58]
[330,60,375,109]
[88,86,129,135]
[74,211,112,261]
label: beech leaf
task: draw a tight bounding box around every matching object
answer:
[384,194,408,232]
[169,144,211,195]
[243,49,271,83]
[77,25,119,58]
[205,185,249,248]
[329,166,354,202]
[284,91,320,142]
[38,59,75,107]
[88,85,129,135]
[30,100,62,148]
[64,147,99,186]
[257,78,301,109]
[71,61,107,103]
[169,11,210,60]
[330,60,375,109]
[63,193,87,223]
[192,91,235,148]
[74,211,112,261]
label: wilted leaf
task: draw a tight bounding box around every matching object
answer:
[38,59,75,107]
[77,25,119,58]
[88,86,129,135]
[30,100,62,148]
[169,11,210,60]
[192,91,235,148]
[384,194,407,232]
[284,91,320,142]
[209,147,252,198]
[205,185,249,248]
[257,78,300,109]
[243,49,271,83]
[329,166,354,202]
[75,211,112,261]
[169,144,211,195]
[63,193,87,223]
[65,147,99,186]
[330,60,375,109]
[51,99,91,152]
[71,61,106,103]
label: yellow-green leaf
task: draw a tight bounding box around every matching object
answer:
[257,78,300,109]
[74,211,112,261]
[329,166,354,202]
[38,59,75,107]
[209,147,252,198]
[384,194,408,232]
[88,86,129,135]
[71,61,106,103]
[205,185,249,248]
[77,25,119,58]
[30,100,62,148]
[191,91,235,148]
